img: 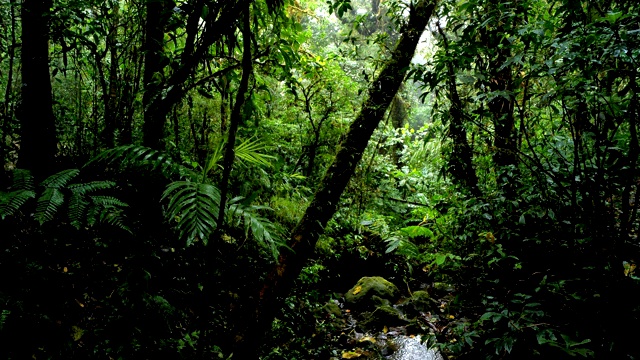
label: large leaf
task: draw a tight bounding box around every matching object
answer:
[162,181,221,246]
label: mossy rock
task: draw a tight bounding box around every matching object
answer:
[400,290,435,318]
[345,277,400,310]
[323,301,342,317]
[359,305,408,331]
[408,290,433,312]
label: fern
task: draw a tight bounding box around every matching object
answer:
[1,168,128,232]
[0,169,37,219]
[11,169,34,190]
[68,191,90,229]
[68,181,116,195]
[227,197,284,259]
[40,168,80,188]
[34,187,65,224]
[87,145,188,178]
[162,181,221,246]
[0,189,36,219]
[89,143,282,254]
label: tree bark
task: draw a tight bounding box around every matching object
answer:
[1,0,17,175]
[141,0,170,149]
[437,24,481,197]
[19,0,58,178]
[233,1,437,357]
[215,2,253,231]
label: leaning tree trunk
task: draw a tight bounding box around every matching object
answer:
[19,0,58,179]
[232,0,437,357]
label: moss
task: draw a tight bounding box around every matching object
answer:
[359,305,408,331]
[344,277,400,310]
[323,301,342,317]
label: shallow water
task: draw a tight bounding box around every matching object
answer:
[388,335,443,360]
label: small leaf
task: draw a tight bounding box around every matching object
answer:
[71,325,84,341]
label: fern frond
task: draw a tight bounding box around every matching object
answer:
[162,181,221,246]
[11,169,34,191]
[68,192,89,229]
[87,145,186,178]
[68,181,116,195]
[90,195,129,208]
[98,207,131,233]
[34,188,65,224]
[0,189,36,219]
[40,169,80,188]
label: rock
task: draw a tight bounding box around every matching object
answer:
[323,301,342,317]
[409,290,434,312]
[345,276,400,310]
[359,305,408,331]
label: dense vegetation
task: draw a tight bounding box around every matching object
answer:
[1,0,639,358]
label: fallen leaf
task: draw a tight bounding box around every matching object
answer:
[71,326,84,341]
[359,336,376,344]
[342,349,363,359]
[352,285,362,295]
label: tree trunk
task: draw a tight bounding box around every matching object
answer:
[233,1,437,357]
[19,0,58,178]
[1,0,17,175]
[437,24,481,197]
[141,0,169,149]
[215,2,253,231]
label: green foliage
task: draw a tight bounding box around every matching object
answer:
[0,169,129,231]
[227,197,284,259]
[87,145,187,178]
[93,145,283,256]
[162,181,221,246]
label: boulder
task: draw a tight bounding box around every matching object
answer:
[345,276,400,310]
[359,305,408,331]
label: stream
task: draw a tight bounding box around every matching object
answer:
[388,335,443,360]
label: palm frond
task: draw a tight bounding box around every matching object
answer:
[234,137,276,168]
[204,138,226,175]
[162,181,221,246]
[227,197,284,259]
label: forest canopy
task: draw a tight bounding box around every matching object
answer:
[1,0,639,358]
